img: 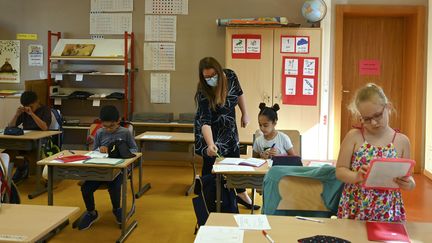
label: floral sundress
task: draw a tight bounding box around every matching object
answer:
[337,129,406,222]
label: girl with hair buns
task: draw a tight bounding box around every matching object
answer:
[253,103,296,159]
[336,83,415,222]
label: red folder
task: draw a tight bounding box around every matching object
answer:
[366,221,410,242]
[56,155,90,163]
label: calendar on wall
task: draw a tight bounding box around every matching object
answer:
[150,72,170,103]
[143,42,176,70]
[145,15,177,42]
[91,0,133,12]
[90,13,132,35]
[145,0,188,15]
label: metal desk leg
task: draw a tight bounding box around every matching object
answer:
[251,188,255,214]
[135,142,151,198]
[216,174,221,213]
[28,139,47,199]
[48,165,54,206]
[185,144,196,196]
[117,167,138,243]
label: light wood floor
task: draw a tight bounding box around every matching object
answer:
[16,166,432,243]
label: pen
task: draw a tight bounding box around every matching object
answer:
[262,230,275,243]
[266,143,276,151]
[295,216,324,223]
[216,151,223,159]
[68,150,75,154]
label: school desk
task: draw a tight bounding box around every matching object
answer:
[204,213,432,243]
[131,122,194,134]
[135,131,254,197]
[37,150,142,243]
[0,204,79,243]
[0,130,62,199]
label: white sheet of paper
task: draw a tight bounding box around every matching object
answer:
[86,151,108,158]
[92,99,101,107]
[90,13,132,35]
[194,226,243,243]
[296,37,309,53]
[91,0,133,12]
[145,15,177,42]
[143,42,176,70]
[141,135,172,140]
[284,58,298,75]
[285,77,296,95]
[281,36,295,52]
[213,165,255,172]
[54,98,62,105]
[145,0,188,15]
[55,74,63,81]
[303,59,316,76]
[150,73,170,103]
[246,38,260,53]
[219,158,265,167]
[0,234,28,242]
[303,78,314,95]
[364,160,413,189]
[76,74,84,81]
[234,214,271,230]
[232,38,246,54]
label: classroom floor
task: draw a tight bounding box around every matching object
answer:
[17,165,432,243]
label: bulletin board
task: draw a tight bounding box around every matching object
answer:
[281,56,319,106]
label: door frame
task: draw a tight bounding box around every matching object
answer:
[333,5,426,172]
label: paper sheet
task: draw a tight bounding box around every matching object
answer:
[91,0,133,12]
[213,164,255,172]
[284,58,298,75]
[194,226,244,243]
[85,151,108,158]
[0,234,28,242]
[303,78,314,95]
[145,15,177,42]
[364,160,413,189]
[219,158,265,167]
[281,36,295,53]
[92,99,101,107]
[150,73,170,103]
[84,158,124,165]
[90,13,132,35]
[145,0,188,15]
[285,77,296,95]
[234,214,271,230]
[76,74,84,81]
[28,44,43,66]
[144,42,176,70]
[141,135,172,140]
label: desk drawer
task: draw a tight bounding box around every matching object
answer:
[0,139,33,151]
[53,167,121,181]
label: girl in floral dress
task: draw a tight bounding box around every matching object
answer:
[336,83,415,222]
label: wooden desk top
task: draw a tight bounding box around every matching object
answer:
[37,150,142,168]
[0,204,79,243]
[0,130,62,140]
[205,213,432,243]
[135,131,253,145]
[213,159,270,175]
[132,122,194,128]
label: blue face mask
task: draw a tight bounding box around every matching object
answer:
[205,74,218,87]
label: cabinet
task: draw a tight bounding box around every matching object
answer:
[225,27,321,159]
[47,31,135,125]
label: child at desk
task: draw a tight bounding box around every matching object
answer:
[336,83,415,222]
[77,105,137,230]
[7,91,52,182]
[253,103,295,159]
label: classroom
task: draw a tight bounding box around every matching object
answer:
[0,0,432,242]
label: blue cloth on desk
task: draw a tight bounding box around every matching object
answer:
[262,166,344,216]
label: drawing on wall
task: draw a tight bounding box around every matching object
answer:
[61,44,96,56]
[0,40,20,83]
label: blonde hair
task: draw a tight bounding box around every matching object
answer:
[348,83,392,118]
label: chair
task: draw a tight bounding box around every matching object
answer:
[0,153,13,202]
[262,166,343,217]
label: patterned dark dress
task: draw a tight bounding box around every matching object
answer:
[194,69,243,159]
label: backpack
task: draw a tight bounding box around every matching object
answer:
[192,174,238,233]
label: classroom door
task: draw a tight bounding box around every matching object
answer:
[225,28,274,142]
[340,16,404,139]
[335,5,425,172]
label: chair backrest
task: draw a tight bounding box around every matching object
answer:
[277,176,327,211]
[253,129,301,156]
[0,153,11,179]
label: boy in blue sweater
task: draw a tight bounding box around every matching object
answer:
[77,105,137,230]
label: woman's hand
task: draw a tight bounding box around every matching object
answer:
[394,176,415,190]
[206,144,218,157]
[355,164,369,183]
[241,114,249,128]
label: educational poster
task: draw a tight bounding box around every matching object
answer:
[143,42,176,70]
[0,40,20,83]
[90,13,132,34]
[281,56,319,106]
[91,0,134,12]
[150,72,170,103]
[280,36,295,53]
[231,34,261,59]
[145,0,188,15]
[145,15,177,42]
[28,44,43,67]
[295,37,309,53]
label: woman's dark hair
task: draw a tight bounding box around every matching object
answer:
[100,105,120,122]
[20,91,38,106]
[258,103,280,123]
[194,57,228,110]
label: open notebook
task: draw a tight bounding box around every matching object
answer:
[218,158,266,167]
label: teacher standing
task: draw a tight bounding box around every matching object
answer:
[194,57,259,210]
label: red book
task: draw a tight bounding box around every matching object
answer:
[366,221,410,242]
[56,155,90,163]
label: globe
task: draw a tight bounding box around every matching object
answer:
[301,0,327,23]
